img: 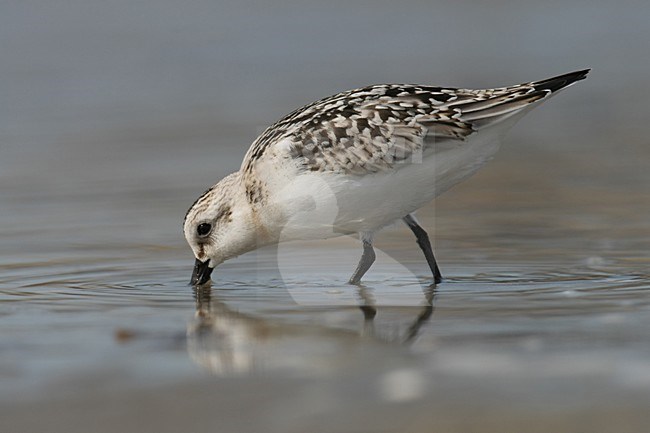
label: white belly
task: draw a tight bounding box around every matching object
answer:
[263,130,504,241]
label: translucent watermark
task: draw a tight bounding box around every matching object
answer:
[240,125,440,307]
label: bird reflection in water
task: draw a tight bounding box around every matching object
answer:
[356,285,435,344]
[187,284,436,375]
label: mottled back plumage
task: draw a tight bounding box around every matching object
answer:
[241,70,589,179]
[184,69,589,286]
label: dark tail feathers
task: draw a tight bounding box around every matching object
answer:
[532,69,591,93]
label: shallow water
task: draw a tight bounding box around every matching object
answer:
[3,1,650,432]
[3,147,650,432]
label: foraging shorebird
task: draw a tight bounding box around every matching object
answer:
[184,69,590,286]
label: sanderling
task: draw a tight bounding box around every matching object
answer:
[184,69,590,286]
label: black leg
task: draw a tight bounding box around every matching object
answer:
[402,214,443,284]
[349,240,376,285]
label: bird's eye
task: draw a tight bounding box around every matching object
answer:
[196,222,212,237]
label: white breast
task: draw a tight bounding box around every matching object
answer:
[259,127,505,242]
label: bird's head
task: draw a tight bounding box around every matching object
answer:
[183,173,258,285]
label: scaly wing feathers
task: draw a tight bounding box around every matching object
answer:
[242,69,589,176]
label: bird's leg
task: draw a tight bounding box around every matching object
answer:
[349,238,376,285]
[402,214,443,284]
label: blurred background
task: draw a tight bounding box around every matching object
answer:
[1,1,649,432]
[1,0,648,261]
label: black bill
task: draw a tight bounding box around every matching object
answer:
[190,258,213,286]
